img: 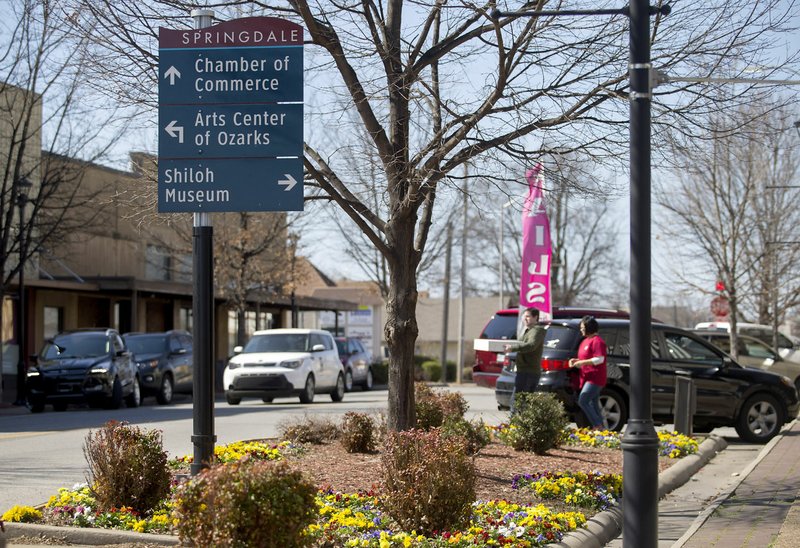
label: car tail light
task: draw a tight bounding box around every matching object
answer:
[541,358,569,371]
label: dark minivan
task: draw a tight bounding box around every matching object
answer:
[495,318,800,443]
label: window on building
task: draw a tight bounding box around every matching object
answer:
[145,245,171,281]
[43,306,63,339]
[180,307,193,332]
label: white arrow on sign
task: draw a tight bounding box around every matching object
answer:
[164,66,181,85]
[278,174,298,191]
[164,121,184,143]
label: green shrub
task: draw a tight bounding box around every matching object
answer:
[440,417,491,455]
[381,428,476,535]
[508,392,568,454]
[421,360,442,382]
[414,383,469,429]
[340,412,378,453]
[279,415,340,444]
[173,459,317,548]
[83,421,170,513]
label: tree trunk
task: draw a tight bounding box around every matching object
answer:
[384,216,419,431]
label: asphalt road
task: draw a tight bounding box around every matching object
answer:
[0,384,507,510]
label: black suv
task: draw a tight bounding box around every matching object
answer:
[26,329,140,412]
[123,330,193,405]
[496,318,800,443]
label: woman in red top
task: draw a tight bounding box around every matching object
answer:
[569,316,608,429]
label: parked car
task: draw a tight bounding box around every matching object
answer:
[695,321,800,363]
[123,330,193,404]
[223,328,345,404]
[26,328,140,412]
[495,318,799,443]
[473,307,635,388]
[335,337,373,391]
[694,330,800,391]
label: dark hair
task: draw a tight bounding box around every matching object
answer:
[523,307,540,319]
[581,315,599,334]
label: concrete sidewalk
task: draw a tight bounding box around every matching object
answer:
[675,420,800,548]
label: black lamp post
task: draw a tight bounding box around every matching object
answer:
[14,177,33,406]
[491,4,669,546]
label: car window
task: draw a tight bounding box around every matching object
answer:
[112,334,125,353]
[125,335,168,354]
[180,334,193,351]
[310,333,334,350]
[169,336,182,353]
[335,339,347,355]
[480,314,518,340]
[353,339,365,353]
[744,339,774,359]
[541,325,581,350]
[323,335,334,350]
[42,333,110,359]
[244,333,309,353]
[663,332,722,363]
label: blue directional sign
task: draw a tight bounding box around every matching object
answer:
[158,103,303,159]
[158,158,303,212]
[158,16,304,213]
[159,46,303,105]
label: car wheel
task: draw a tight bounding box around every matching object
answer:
[344,369,354,392]
[331,373,345,402]
[599,389,628,432]
[125,376,141,408]
[52,402,68,412]
[262,397,273,403]
[735,393,784,443]
[157,373,174,405]
[226,392,241,405]
[105,377,123,409]
[29,399,45,413]
[299,375,315,404]
[362,368,374,391]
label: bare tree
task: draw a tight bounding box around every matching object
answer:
[655,102,800,356]
[68,0,800,430]
[1,2,122,316]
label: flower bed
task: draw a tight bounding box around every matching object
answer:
[1,429,699,547]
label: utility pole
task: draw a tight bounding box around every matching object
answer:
[439,223,453,381]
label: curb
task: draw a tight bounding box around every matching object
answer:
[0,521,179,545]
[546,434,729,548]
[0,434,730,547]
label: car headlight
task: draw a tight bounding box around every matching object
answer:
[281,359,302,369]
[137,359,159,370]
[780,376,794,389]
[26,370,40,377]
[90,362,112,374]
[227,361,241,370]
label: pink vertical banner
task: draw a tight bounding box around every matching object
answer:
[519,164,552,321]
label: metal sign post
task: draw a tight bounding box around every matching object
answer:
[158,11,304,474]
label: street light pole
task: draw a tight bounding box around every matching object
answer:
[491,4,668,546]
[14,177,33,406]
[622,3,660,546]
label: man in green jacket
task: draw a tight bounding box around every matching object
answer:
[504,307,546,414]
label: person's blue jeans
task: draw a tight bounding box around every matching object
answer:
[510,370,540,415]
[578,382,605,428]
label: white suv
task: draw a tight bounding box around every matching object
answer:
[223,329,345,404]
